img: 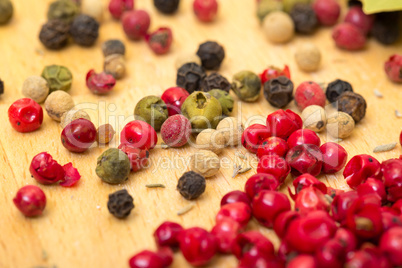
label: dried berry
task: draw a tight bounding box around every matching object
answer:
[290,3,318,34]
[61,118,97,153]
[193,0,218,22]
[201,72,231,93]
[118,144,149,172]
[384,54,402,83]
[295,43,321,72]
[326,79,353,103]
[371,12,400,45]
[104,54,125,79]
[208,89,233,116]
[195,129,226,154]
[41,65,73,93]
[263,11,295,44]
[177,171,206,200]
[102,39,126,57]
[70,14,99,46]
[245,173,280,199]
[47,0,79,23]
[134,96,168,131]
[259,65,291,85]
[231,70,261,102]
[344,6,375,35]
[120,120,158,150]
[332,22,366,51]
[21,76,49,103]
[129,249,173,268]
[160,114,191,147]
[39,19,70,50]
[13,185,46,217]
[176,63,206,94]
[96,124,115,145]
[146,27,173,55]
[380,227,402,266]
[257,136,289,158]
[285,144,323,177]
[107,189,134,218]
[256,0,283,22]
[96,148,131,184]
[295,81,326,110]
[266,109,302,139]
[252,190,291,228]
[8,98,43,133]
[122,10,150,40]
[44,90,75,122]
[86,69,116,94]
[60,109,91,128]
[108,0,134,20]
[190,150,220,177]
[301,105,326,132]
[241,124,271,153]
[263,76,293,108]
[153,0,180,14]
[337,91,366,123]
[196,41,225,70]
[287,129,321,149]
[257,154,290,183]
[161,87,190,116]
[326,112,355,139]
[29,152,65,185]
[216,117,244,146]
[312,0,340,26]
[0,0,13,25]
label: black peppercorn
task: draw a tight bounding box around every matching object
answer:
[371,12,400,45]
[0,0,13,25]
[337,91,366,123]
[70,14,99,47]
[102,39,125,57]
[196,41,225,70]
[107,189,134,219]
[290,3,318,34]
[39,19,70,50]
[201,72,231,93]
[153,0,180,14]
[326,79,353,103]
[176,63,206,94]
[263,76,294,108]
[0,79,4,95]
[177,171,206,200]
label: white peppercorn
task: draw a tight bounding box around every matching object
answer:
[195,129,226,154]
[301,105,326,132]
[21,76,50,103]
[104,54,125,79]
[263,11,295,43]
[45,90,75,121]
[216,117,244,146]
[326,112,355,139]
[295,43,321,72]
[190,150,220,178]
[60,109,91,128]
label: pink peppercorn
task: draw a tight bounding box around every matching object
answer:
[257,154,290,183]
[108,0,134,20]
[344,6,375,35]
[211,218,241,254]
[285,144,323,177]
[60,162,81,187]
[216,202,252,228]
[160,114,191,147]
[288,255,317,268]
[161,87,189,116]
[120,120,158,150]
[319,142,348,174]
[29,152,65,185]
[86,69,116,95]
[257,137,289,159]
[231,231,275,260]
[294,186,331,215]
[122,10,151,40]
[252,190,291,228]
[193,0,218,22]
[220,190,251,207]
[294,81,326,111]
[289,173,327,200]
[266,109,302,139]
[128,249,171,268]
[259,65,291,85]
[343,154,381,189]
[244,173,280,199]
[357,177,386,203]
[380,227,402,266]
[241,124,271,153]
[118,143,149,172]
[8,98,43,133]
[332,22,366,51]
[315,239,346,268]
[61,118,97,153]
[287,129,321,149]
[13,185,46,217]
[384,54,402,83]
[312,0,341,26]
[153,221,183,249]
[146,27,173,55]
[273,211,300,239]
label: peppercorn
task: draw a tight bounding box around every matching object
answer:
[336,91,366,123]
[39,19,70,50]
[371,12,400,45]
[193,0,218,22]
[81,0,103,22]
[195,129,226,154]
[208,89,234,116]
[201,72,231,93]
[263,11,295,44]
[177,171,206,200]
[196,41,225,70]
[263,76,293,108]
[153,0,180,14]
[21,76,49,103]
[290,3,318,34]
[122,10,150,40]
[41,65,73,93]
[134,96,168,131]
[70,14,99,47]
[44,90,75,121]
[60,109,91,128]
[216,117,244,146]
[0,79,4,95]
[102,39,126,57]
[190,150,220,178]
[97,124,115,145]
[104,54,125,79]
[176,63,206,94]
[0,0,13,25]
[107,189,134,219]
[96,148,131,184]
[301,105,326,132]
[47,0,79,24]
[326,112,355,139]
[231,71,261,102]
[295,43,321,72]
[326,79,353,103]
[146,27,173,55]
[256,0,283,22]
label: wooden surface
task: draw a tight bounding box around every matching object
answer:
[0,1,402,267]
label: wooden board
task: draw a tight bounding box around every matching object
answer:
[0,0,401,267]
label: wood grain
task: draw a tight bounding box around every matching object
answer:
[0,1,401,267]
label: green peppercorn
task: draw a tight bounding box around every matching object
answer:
[41,65,73,93]
[282,0,311,13]
[181,91,222,132]
[208,89,234,116]
[0,0,13,25]
[47,0,79,24]
[134,96,168,131]
[96,148,131,184]
[231,71,261,102]
[257,0,283,22]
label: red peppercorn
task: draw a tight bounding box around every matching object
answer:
[231,231,275,260]
[392,199,402,214]
[294,81,326,111]
[344,6,375,35]
[266,109,302,139]
[333,228,358,253]
[118,143,149,172]
[289,173,327,200]
[146,27,173,55]
[357,177,386,202]
[86,69,116,95]
[13,185,46,217]
[259,65,291,85]
[193,0,218,22]
[287,129,321,149]
[216,202,252,228]
[344,250,374,268]
[238,254,285,268]
[153,221,183,249]
[331,191,359,224]
[257,154,290,183]
[8,98,43,133]
[29,152,65,185]
[286,144,323,177]
[161,87,190,116]
[343,154,381,189]
[287,255,317,268]
[257,137,289,159]
[381,158,402,202]
[312,0,341,26]
[211,218,241,254]
[382,211,402,232]
[332,22,366,51]
[61,118,97,153]
[160,114,191,148]
[384,54,402,83]
[122,10,151,40]
[120,120,158,150]
[380,227,402,266]
[327,186,344,198]
[241,124,271,153]
[220,190,251,207]
[108,0,134,20]
[315,239,346,268]
[273,211,300,239]
[320,142,348,174]
[244,173,280,200]
[252,190,291,228]
[294,186,331,215]
[60,162,81,187]
[128,250,168,268]
[178,227,217,266]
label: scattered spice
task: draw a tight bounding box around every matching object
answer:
[104,54,126,79]
[177,171,206,200]
[262,11,295,44]
[301,105,326,132]
[195,129,226,154]
[295,81,326,111]
[176,62,206,94]
[96,148,131,184]
[177,203,194,216]
[231,70,261,102]
[290,3,318,34]
[216,117,244,146]
[61,118,97,153]
[196,41,225,70]
[134,95,168,131]
[153,0,180,14]
[238,167,251,175]
[190,150,220,178]
[102,39,126,57]
[107,189,134,219]
[326,112,355,139]
[47,0,79,23]
[193,0,218,22]
[295,43,321,72]
[384,54,402,83]
[8,98,44,133]
[208,89,234,116]
[70,14,99,47]
[326,79,354,103]
[256,0,283,22]
[108,0,134,19]
[160,114,191,147]
[86,69,116,94]
[396,110,402,118]
[373,142,397,153]
[0,0,13,25]
[263,76,294,108]
[373,89,383,98]
[232,164,242,178]
[146,183,166,188]
[96,124,115,145]
[21,76,50,103]
[122,10,150,40]
[201,72,231,93]
[118,144,150,172]
[337,91,367,123]
[39,19,70,50]
[13,185,46,217]
[332,22,366,51]
[146,27,173,55]
[60,109,91,128]
[44,90,75,122]
[41,65,73,93]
